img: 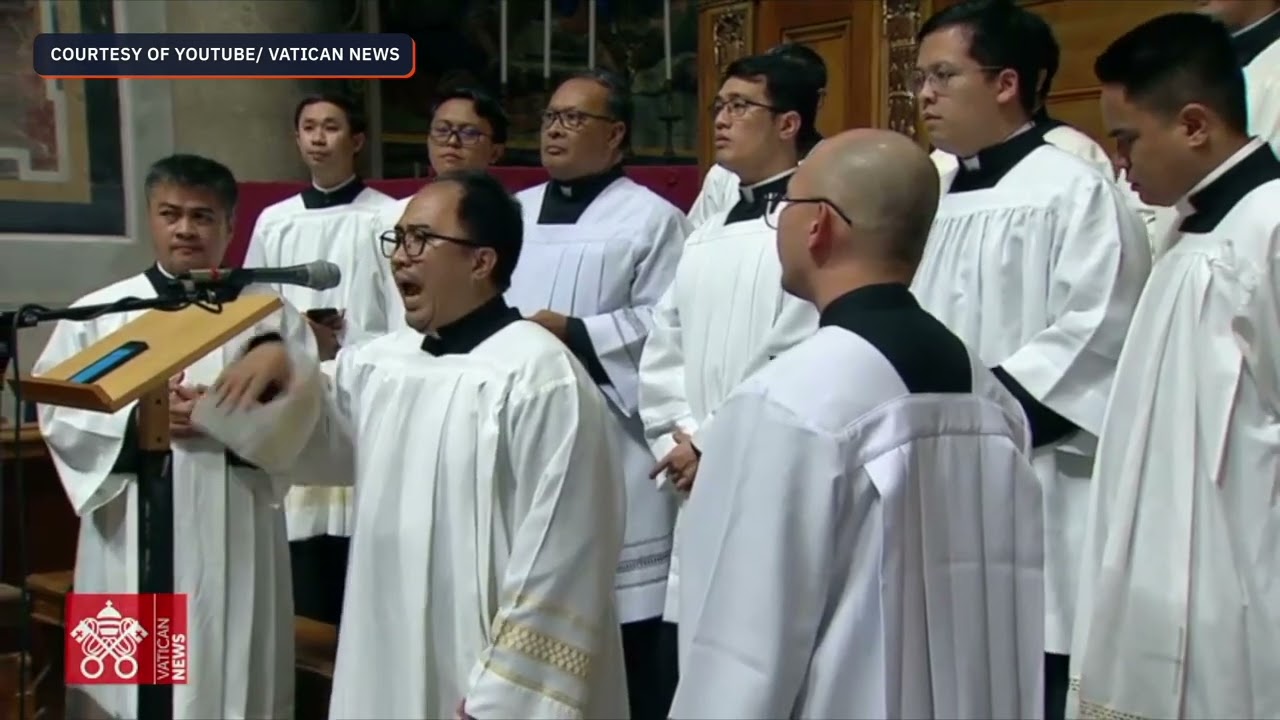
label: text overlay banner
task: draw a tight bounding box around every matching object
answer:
[33,33,416,78]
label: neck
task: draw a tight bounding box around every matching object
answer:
[429,288,501,335]
[733,149,799,186]
[312,168,355,192]
[1190,134,1254,187]
[555,159,621,183]
[961,112,1031,157]
[810,266,913,313]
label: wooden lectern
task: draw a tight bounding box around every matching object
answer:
[8,294,282,720]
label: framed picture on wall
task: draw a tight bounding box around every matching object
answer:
[0,0,124,237]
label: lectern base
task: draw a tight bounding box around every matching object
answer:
[135,389,173,720]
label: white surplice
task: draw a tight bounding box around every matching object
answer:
[685,163,739,229]
[912,142,1151,655]
[638,205,819,622]
[224,322,629,720]
[36,271,316,720]
[1068,140,1280,719]
[509,178,690,623]
[671,326,1044,720]
[1242,14,1280,149]
[243,182,395,542]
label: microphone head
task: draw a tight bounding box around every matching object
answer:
[305,261,342,290]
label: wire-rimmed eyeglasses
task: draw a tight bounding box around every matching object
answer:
[379,228,484,259]
[764,195,854,230]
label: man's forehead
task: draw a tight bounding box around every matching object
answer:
[149,183,221,211]
[916,26,973,66]
[717,76,766,100]
[299,101,346,123]
[402,184,460,222]
[435,98,483,122]
[549,78,607,110]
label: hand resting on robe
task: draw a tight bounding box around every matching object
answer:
[527,309,569,341]
[168,372,208,439]
[650,429,700,491]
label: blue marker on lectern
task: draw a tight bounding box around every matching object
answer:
[69,340,149,384]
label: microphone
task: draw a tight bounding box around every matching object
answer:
[176,261,342,292]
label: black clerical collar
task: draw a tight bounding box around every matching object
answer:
[143,264,172,294]
[819,283,918,328]
[301,176,366,210]
[538,164,626,224]
[726,168,795,225]
[949,125,1046,193]
[1178,141,1280,234]
[1233,10,1280,66]
[1032,110,1066,134]
[420,295,522,357]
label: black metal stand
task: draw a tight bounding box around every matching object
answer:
[659,80,682,159]
[3,285,240,720]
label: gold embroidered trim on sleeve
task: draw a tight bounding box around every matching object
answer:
[1071,676,1154,720]
[492,620,591,680]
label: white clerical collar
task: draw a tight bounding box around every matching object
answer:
[1173,137,1266,217]
[154,263,175,279]
[313,175,357,194]
[960,122,1035,171]
[739,167,797,203]
[1235,9,1280,36]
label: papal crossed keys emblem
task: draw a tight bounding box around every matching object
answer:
[70,600,149,680]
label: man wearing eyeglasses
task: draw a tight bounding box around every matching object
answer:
[638,52,820,642]
[669,127,1045,720]
[242,92,396,629]
[207,170,630,720]
[686,42,827,229]
[506,69,690,720]
[379,87,511,330]
[909,3,1151,719]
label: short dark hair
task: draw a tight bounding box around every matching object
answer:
[293,93,367,135]
[434,169,523,290]
[1094,12,1248,135]
[432,86,510,144]
[767,42,828,90]
[917,0,1043,116]
[144,154,238,218]
[567,69,634,150]
[722,53,821,152]
[1024,11,1059,113]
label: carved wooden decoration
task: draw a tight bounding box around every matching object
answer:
[883,0,923,139]
[711,3,752,73]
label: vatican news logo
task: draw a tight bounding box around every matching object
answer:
[64,593,189,685]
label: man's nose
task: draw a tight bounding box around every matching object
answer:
[173,217,197,238]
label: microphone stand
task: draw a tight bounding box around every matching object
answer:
[2,282,245,720]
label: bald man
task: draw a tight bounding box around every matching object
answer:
[669,130,1045,720]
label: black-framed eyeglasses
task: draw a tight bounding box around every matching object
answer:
[379,228,484,259]
[541,109,616,131]
[428,123,490,147]
[710,97,777,120]
[764,195,854,229]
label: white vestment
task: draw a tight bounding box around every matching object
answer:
[1245,26,1280,150]
[912,142,1151,654]
[1068,140,1280,719]
[638,206,819,622]
[932,125,1167,257]
[685,164,738,229]
[671,325,1044,719]
[243,182,395,542]
[36,271,315,720]
[226,322,630,720]
[509,178,690,623]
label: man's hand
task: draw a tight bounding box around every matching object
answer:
[307,315,343,361]
[168,374,208,439]
[528,309,570,341]
[650,430,700,492]
[454,699,473,720]
[211,341,293,412]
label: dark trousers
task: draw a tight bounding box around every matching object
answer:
[289,535,350,626]
[1045,652,1069,720]
[621,617,679,720]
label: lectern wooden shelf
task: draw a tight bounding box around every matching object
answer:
[6,294,282,720]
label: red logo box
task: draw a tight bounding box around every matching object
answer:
[65,593,189,685]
